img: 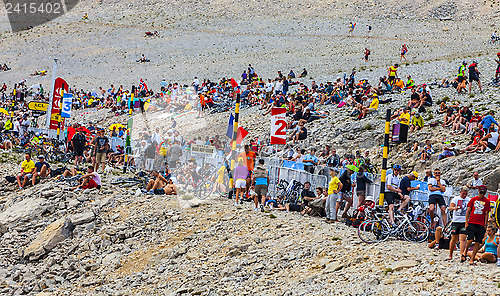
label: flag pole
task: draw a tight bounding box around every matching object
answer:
[123,85,135,174]
[229,92,240,198]
[379,109,391,206]
[46,58,58,129]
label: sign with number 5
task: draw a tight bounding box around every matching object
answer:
[271,107,287,145]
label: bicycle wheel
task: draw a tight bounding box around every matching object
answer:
[358,219,389,243]
[195,179,213,200]
[403,221,429,243]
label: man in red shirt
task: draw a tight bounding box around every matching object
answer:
[462,185,491,265]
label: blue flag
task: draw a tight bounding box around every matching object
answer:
[226,113,234,139]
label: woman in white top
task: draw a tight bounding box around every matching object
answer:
[479,125,499,152]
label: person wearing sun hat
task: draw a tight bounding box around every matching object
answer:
[336,164,358,219]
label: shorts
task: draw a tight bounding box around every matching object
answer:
[297,133,307,140]
[451,222,467,236]
[487,142,496,150]
[356,190,366,197]
[469,75,479,82]
[235,179,246,189]
[366,108,376,114]
[388,76,396,82]
[429,194,446,207]
[255,185,268,197]
[457,76,464,83]
[438,237,451,250]
[384,192,401,205]
[82,178,98,189]
[466,223,486,243]
[154,188,165,195]
[288,203,302,212]
[96,152,106,164]
[75,149,84,157]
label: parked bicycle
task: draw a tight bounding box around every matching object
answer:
[358,206,429,243]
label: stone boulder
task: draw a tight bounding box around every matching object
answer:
[23,218,74,261]
[0,198,46,228]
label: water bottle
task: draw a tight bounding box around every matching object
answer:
[497,257,500,267]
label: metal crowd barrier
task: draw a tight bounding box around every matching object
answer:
[268,165,328,199]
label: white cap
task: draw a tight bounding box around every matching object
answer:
[365,196,375,202]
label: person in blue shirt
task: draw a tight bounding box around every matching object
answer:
[480,110,498,133]
[303,148,318,174]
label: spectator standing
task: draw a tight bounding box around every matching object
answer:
[336,164,357,219]
[463,185,491,265]
[93,129,109,173]
[252,159,269,212]
[326,169,342,223]
[448,186,470,261]
[234,157,248,206]
[303,148,318,174]
[428,168,448,229]
[355,167,373,207]
[468,61,482,93]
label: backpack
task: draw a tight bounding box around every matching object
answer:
[5,176,16,183]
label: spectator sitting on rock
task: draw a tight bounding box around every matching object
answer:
[460,129,485,153]
[438,142,458,160]
[428,226,451,249]
[31,155,50,186]
[419,140,434,162]
[16,153,35,189]
[410,111,424,132]
[70,166,101,191]
[479,125,499,153]
[467,111,482,134]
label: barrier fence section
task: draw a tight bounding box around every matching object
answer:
[268,165,328,199]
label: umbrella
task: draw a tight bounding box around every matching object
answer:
[76,126,91,133]
[109,123,125,130]
[0,108,8,115]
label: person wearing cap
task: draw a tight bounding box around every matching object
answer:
[31,155,51,186]
[447,186,471,261]
[336,164,357,219]
[463,184,491,265]
[468,60,482,93]
[385,164,406,226]
[355,195,376,222]
[428,168,448,229]
[467,110,483,133]
[399,171,419,207]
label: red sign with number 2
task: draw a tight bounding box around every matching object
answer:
[271,107,287,145]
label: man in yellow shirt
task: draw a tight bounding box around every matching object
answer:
[398,108,410,143]
[362,94,379,118]
[16,154,35,189]
[410,112,424,132]
[326,168,343,222]
[387,64,399,85]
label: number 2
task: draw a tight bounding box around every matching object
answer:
[275,120,286,136]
